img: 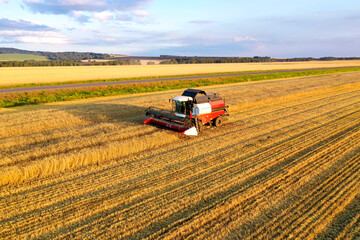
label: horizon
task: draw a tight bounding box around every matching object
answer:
[0,1,360,57]
[2,47,360,59]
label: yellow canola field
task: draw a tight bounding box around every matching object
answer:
[1,72,360,239]
[1,60,360,86]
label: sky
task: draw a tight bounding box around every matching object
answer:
[0,0,359,57]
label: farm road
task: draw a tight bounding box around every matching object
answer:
[0,66,357,93]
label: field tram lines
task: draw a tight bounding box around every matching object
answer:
[219,87,360,147]
[186,156,360,238]
[276,156,360,240]
[1,80,360,238]
[0,140,354,237]
[47,106,360,239]
[0,96,358,238]
[4,113,326,240]
[230,89,360,127]
[158,120,360,239]
[0,116,150,156]
[0,96,352,207]
[230,82,360,112]
[1,81,360,186]
[230,85,360,119]
[0,125,158,168]
[0,128,179,186]
[0,101,358,184]
[248,151,360,239]
[226,95,360,145]
[0,120,145,152]
[200,128,360,236]
[149,109,360,238]
[219,149,360,240]
[1,90,350,204]
[334,212,360,240]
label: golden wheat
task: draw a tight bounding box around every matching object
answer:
[1,60,360,85]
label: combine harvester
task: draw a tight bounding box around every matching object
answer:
[143,89,228,136]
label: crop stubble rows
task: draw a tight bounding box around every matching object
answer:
[0,72,360,239]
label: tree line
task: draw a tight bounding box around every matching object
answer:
[0,59,143,67]
[83,59,141,66]
[278,57,360,62]
[0,61,82,67]
[160,56,273,64]
[160,56,360,64]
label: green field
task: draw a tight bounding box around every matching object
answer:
[0,53,48,61]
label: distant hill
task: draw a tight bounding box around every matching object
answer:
[0,48,36,55]
[1,47,360,67]
[0,53,49,61]
[0,47,110,61]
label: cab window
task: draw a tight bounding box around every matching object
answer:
[173,101,185,114]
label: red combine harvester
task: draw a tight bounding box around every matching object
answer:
[143,89,229,136]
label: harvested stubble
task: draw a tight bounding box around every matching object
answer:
[0,72,360,239]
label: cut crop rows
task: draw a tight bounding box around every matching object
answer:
[1,72,360,239]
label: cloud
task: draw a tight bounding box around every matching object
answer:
[21,0,153,23]
[190,20,214,24]
[22,0,152,14]
[16,32,68,44]
[93,11,113,22]
[114,10,151,23]
[116,12,133,21]
[131,10,150,17]
[0,18,68,45]
[234,36,256,42]
[1,30,69,44]
[71,11,90,22]
[0,18,54,31]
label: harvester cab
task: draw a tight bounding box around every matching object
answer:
[144,89,228,136]
[171,96,193,117]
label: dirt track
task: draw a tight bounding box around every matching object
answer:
[0,72,359,239]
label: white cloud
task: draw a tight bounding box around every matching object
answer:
[62,0,102,6]
[234,36,256,42]
[21,0,153,23]
[132,10,150,17]
[190,20,214,25]
[17,34,68,44]
[71,10,89,22]
[72,11,84,18]
[93,11,113,22]
[22,0,152,14]
[116,12,132,21]
[0,30,68,44]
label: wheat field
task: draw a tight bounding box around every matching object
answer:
[1,72,360,239]
[1,60,360,86]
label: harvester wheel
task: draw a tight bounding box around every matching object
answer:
[196,119,203,132]
[214,117,223,127]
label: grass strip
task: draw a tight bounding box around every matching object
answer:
[1,67,360,108]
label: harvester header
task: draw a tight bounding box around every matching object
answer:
[143,89,228,136]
